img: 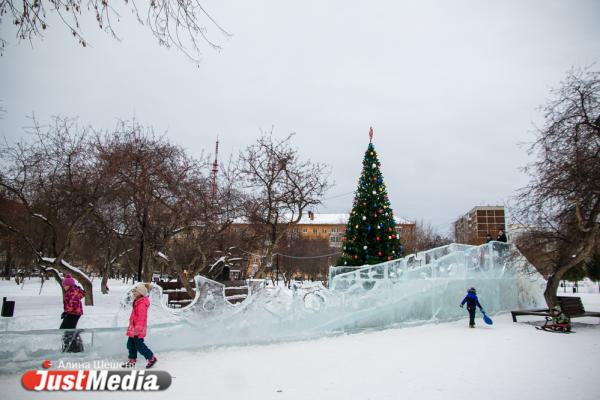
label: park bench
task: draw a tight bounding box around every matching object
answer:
[166,290,194,308]
[511,296,600,322]
[223,280,249,304]
[156,281,196,308]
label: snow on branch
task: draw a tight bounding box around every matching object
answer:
[157,251,170,262]
[32,213,48,222]
[110,248,134,265]
[41,257,91,282]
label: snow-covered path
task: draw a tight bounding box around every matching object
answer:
[1,279,599,399]
[2,311,599,399]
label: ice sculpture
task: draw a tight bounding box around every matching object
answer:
[0,242,546,371]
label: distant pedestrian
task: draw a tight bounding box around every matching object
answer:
[460,287,485,328]
[485,233,493,243]
[122,283,157,369]
[496,229,507,243]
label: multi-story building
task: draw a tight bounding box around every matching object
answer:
[454,206,505,245]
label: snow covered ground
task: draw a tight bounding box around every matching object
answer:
[1,278,599,399]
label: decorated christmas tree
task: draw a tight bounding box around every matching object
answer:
[337,128,403,266]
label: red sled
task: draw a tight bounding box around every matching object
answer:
[535,317,573,333]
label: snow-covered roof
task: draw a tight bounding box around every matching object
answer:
[297,213,350,225]
[297,213,413,226]
[232,213,413,225]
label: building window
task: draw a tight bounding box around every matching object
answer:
[312,228,317,234]
[303,228,307,233]
[322,228,328,233]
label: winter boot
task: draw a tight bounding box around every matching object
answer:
[146,356,157,368]
[469,324,475,328]
[121,359,136,368]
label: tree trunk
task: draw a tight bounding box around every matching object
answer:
[174,266,195,298]
[101,264,110,294]
[544,270,566,308]
[144,254,154,283]
[136,208,148,283]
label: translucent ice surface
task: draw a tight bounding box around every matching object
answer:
[0,243,545,371]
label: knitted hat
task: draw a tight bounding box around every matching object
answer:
[62,274,76,287]
[133,283,148,297]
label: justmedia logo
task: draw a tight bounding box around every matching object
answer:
[21,360,172,391]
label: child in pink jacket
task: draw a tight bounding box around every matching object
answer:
[122,283,157,368]
[60,274,85,329]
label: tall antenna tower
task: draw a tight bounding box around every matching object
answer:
[211,137,219,198]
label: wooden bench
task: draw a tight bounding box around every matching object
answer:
[511,296,600,322]
[167,290,194,308]
[157,281,181,292]
[223,280,249,304]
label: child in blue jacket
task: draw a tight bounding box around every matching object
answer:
[460,287,485,328]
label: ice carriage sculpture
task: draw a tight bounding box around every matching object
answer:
[0,242,545,371]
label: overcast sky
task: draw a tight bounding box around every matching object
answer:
[1,0,599,233]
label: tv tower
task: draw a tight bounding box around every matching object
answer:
[211,138,219,198]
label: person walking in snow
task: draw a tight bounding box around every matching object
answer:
[123,283,157,369]
[460,287,485,328]
[59,273,86,352]
[60,274,85,329]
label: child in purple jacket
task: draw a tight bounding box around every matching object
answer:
[60,274,85,329]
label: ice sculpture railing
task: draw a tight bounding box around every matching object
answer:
[329,242,536,291]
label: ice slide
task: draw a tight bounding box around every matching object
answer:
[0,242,545,371]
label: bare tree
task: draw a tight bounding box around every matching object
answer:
[515,67,600,306]
[402,220,451,254]
[95,120,224,284]
[239,131,331,277]
[0,0,230,63]
[0,116,101,304]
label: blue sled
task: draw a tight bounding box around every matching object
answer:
[482,311,493,325]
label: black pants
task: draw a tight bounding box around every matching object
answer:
[60,314,83,352]
[127,336,154,360]
[468,307,476,326]
[60,314,80,329]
